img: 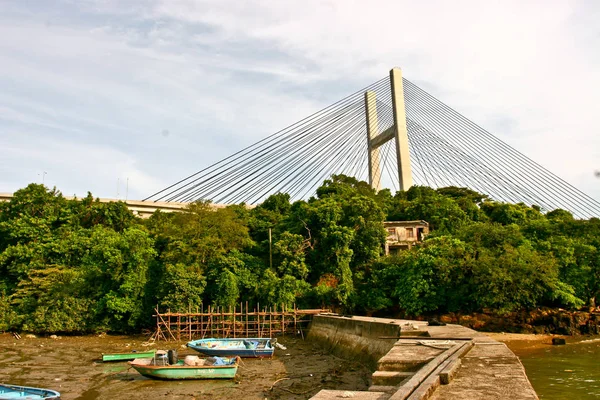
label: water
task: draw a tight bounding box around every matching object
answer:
[514,337,600,399]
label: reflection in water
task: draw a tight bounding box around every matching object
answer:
[516,338,600,399]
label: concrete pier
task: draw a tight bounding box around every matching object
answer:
[308,315,538,400]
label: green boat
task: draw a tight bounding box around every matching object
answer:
[129,355,240,380]
[102,349,156,362]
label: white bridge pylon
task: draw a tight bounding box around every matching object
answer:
[364,68,413,192]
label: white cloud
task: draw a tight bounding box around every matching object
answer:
[0,129,164,200]
[0,0,598,205]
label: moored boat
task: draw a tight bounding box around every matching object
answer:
[0,384,60,400]
[128,355,240,380]
[102,349,156,362]
[187,338,274,358]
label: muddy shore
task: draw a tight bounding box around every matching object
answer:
[484,332,599,354]
[486,332,560,352]
[0,333,371,399]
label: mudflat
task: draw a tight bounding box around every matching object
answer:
[0,333,371,399]
[486,332,564,354]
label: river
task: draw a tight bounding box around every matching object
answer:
[502,336,600,399]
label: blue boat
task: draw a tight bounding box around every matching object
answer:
[0,384,60,399]
[187,338,274,358]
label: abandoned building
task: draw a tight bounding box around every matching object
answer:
[384,220,429,255]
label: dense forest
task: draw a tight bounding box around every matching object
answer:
[0,176,598,333]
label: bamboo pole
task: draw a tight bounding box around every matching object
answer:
[220,306,224,337]
[257,303,260,338]
[156,307,177,341]
[209,305,213,337]
[231,305,235,338]
[152,305,329,341]
[156,303,160,339]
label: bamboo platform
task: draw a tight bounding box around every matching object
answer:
[151,303,330,341]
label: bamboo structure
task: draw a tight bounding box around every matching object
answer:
[151,303,330,341]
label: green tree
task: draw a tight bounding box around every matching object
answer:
[274,232,309,279]
[388,186,469,233]
[481,202,543,225]
[155,263,206,311]
[144,202,253,311]
[82,226,156,331]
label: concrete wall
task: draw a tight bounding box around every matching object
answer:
[309,315,539,400]
[308,315,402,367]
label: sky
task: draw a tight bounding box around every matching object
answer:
[1,0,599,202]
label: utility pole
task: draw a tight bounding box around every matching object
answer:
[268,228,273,269]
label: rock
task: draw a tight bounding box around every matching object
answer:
[552,338,566,345]
[25,334,36,339]
[532,326,547,334]
[427,318,446,326]
[522,324,534,333]
[438,308,600,336]
[50,335,58,339]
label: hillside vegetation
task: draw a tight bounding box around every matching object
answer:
[1,176,598,333]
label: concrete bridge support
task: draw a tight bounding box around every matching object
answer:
[365,91,383,191]
[364,68,413,192]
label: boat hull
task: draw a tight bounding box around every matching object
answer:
[0,384,60,399]
[187,346,273,358]
[187,338,274,358]
[102,350,156,362]
[129,362,239,380]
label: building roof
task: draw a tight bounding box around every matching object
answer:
[383,220,429,227]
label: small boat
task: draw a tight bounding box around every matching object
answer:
[129,354,240,380]
[102,349,156,362]
[187,338,274,358]
[0,383,60,399]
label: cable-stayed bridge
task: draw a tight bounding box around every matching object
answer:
[145,68,600,219]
